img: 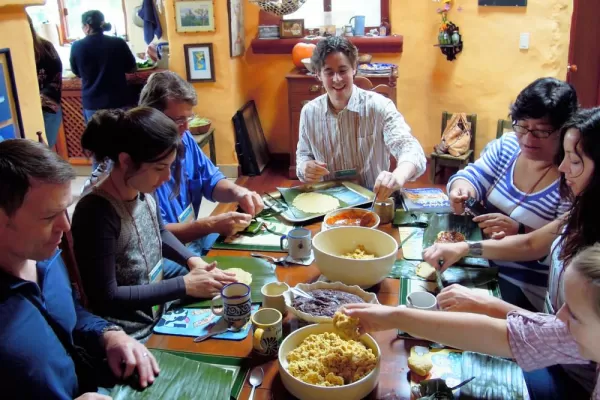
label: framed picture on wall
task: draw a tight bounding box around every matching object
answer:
[228,0,245,57]
[175,0,215,32]
[280,19,304,38]
[0,48,23,140]
[184,43,216,82]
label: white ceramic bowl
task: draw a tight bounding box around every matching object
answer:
[301,57,313,72]
[285,281,379,324]
[312,227,398,288]
[278,323,381,400]
[322,207,380,231]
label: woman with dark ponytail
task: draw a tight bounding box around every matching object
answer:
[71,107,237,341]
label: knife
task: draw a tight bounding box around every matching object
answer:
[398,230,418,250]
[435,269,445,292]
[193,318,229,343]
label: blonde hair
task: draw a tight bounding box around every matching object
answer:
[570,243,600,318]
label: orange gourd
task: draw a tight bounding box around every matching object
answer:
[292,42,316,68]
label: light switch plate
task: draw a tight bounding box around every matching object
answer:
[519,32,530,49]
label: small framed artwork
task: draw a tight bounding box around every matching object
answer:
[479,0,526,5]
[184,43,215,83]
[228,0,245,57]
[0,48,23,139]
[280,19,304,38]
[175,0,215,33]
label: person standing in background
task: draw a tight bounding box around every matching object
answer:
[29,15,63,148]
[70,10,136,191]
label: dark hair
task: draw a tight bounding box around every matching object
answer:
[139,71,197,111]
[0,139,75,216]
[557,107,600,265]
[510,77,578,130]
[27,15,55,64]
[81,10,112,33]
[81,107,183,191]
[310,36,358,73]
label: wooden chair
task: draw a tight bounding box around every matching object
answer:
[59,211,88,308]
[429,112,478,184]
[496,119,513,138]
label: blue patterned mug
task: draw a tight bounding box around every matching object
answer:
[252,308,283,356]
[211,282,252,330]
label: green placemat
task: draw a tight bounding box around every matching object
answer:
[277,181,374,221]
[186,256,277,307]
[110,350,233,400]
[212,215,293,252]
[397,276,500,339]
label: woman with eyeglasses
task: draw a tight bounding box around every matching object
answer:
[424,107,600,399]
[443,78,578,312]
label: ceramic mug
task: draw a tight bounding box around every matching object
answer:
[374,197,395,225]
[407,291,437,311]
[252,308,283,356]
[211,282,252,330]
[349,15,366,37]
[280,227,312,259]
[261,282,292,315]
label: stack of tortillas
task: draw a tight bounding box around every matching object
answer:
[292,192,340,214]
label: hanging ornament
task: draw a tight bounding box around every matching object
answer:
[249,0,309,17]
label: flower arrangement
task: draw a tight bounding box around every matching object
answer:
[434,0,463,60]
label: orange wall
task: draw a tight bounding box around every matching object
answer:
[0,3,46,141]
[167,0,573,166]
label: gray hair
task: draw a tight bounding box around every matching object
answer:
[0,139,75,216]
[139,71,198,111]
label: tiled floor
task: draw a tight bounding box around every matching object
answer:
[67,175,220,219]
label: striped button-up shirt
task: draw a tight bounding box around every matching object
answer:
[296,86,426,189]
[507,311,599,399]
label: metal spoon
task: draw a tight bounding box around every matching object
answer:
[290,286,315,300]
[250,253,287,264]
[248,366,264,400]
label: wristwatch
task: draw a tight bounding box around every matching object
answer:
[101,325,124,335]
[466,241,483,257]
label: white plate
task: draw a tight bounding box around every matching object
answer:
[285,281,379,323]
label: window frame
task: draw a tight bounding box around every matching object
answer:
[56,0,128,44]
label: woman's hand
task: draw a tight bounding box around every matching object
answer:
[437,284,491,314]
[422,242,469,272]
[448,186,470,215]
[473,213,519,238]
[301,160,329,182]
[342,303,400,334]
[373,171,403,200]
[183,262,238,298]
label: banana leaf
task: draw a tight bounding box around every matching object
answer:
[276,181,374,222]
[393,210,431,227]
[110,350,233,400]
[185,256,277,308]
[212,215,293,252]
[459,352,526,399]
[389,260,498,287]
[421,213,489,267]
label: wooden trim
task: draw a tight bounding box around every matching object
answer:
[121,0,129,41]
[567,0,578,83]
[251,35,403,54]
[57,0,70,42]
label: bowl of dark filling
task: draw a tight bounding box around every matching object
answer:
[286,282,379,323]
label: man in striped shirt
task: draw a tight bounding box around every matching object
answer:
[296,36,426,200]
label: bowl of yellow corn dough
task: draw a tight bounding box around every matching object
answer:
[312,226,398,288]
[278,319,381,400]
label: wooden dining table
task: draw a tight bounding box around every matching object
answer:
[146,165,445,400]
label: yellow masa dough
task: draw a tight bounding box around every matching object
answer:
[225,268,253,286]
[292,192,340,214]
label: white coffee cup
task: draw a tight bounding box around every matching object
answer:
[407,291,437,311]
[261,282,292,316]
[280,227,312,259]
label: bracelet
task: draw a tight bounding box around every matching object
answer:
[518,222,526,234]
[101,325,124,335]
[466,241,483,257]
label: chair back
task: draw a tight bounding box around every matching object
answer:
[441,111,478,154]
[59,211,88,307]
[353,65,398,106]
[496,119,512,138]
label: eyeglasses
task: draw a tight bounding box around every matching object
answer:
[171,114,196,126]
[512,122,556,139]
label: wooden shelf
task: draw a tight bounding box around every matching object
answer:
[251,35,403,54]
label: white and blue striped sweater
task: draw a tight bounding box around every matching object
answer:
[448,133,570,311]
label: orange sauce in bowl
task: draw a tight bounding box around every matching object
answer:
[325,210,377,227]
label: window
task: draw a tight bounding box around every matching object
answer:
[27,0,127,42]
[284,0,382,29]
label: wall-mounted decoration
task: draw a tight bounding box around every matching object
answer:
[175,0,215,32]
[233,100,270,176]
[280,19,304,38]
[0,48,23,140]
[433,0,463,61]
[249,0,308,17]
[228,0,245,57]
[258,25,280,40]
[184,43,216,82]
[479,0,526,6]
